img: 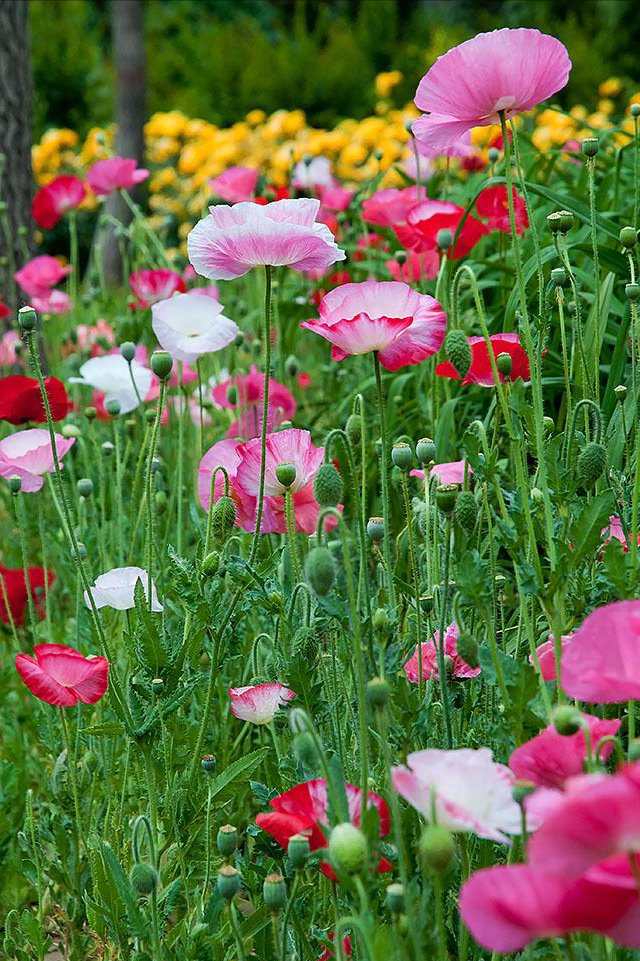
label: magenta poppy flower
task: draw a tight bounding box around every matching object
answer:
[256,779,390,880]
[30,290,73,316]
[151,291,239,364]
[362,186,427,228]
[562,600,640,702]
[410,460,473,487]
[407,131,476,162]
[208,166,259,203]
[476,185,529,234]
[509,715,621,790]
[392,748,522,842]
[412,28,571,151]
[602,516,640,553]
[404,622,480,682]
[236,427,324,498]
[0,295,9,321]
[32,175,86,229]
[16,644,109,706]
[212,365,296,439]
[129,268,186,308]
[188,198,346,280]
[14,255,72,298]
[301,280,446,372]
[198,438,256,529]
[0,564,53,626]
[395,200,489,259]
[228,683,295,724]
[318,185,354,212]
[87,156,149,197]
[0,428,75,492]
[436,332,530,386]
[531,634,572,681]
[460,859,640,953]
[386,249,439,284]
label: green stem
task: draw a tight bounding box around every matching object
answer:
[586,155,601,401]
[285,489,302,584]
[400,472,424,701]
[60,707,83,857]
[144,379,166,608]
[248,265,273,564]
[437,516,454,748]
[373,351,396,607]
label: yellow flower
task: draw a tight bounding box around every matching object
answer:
[145,111,188,139]
[599,77,622,98]
[375,70,403,99]
[598,98,615,116]
[246,109,266,126]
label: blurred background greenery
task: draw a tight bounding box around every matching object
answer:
[32,0,640,137]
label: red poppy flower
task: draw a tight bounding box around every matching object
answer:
[395,200,488,260]
[15,643,109,706]
[254,186,291,205]
[436,333,530,386]
[318,934,351,960]
[256,779,391,880]
[32,176,86,229]
[476,186,529,234]
[0,296,10,321]
[0,375,70,425]
[0,563,53,626]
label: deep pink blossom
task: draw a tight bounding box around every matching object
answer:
[228,683,295,724]
[404,622,480,682]
[129,269,186,308]
[412,29,571,151]
[509,715,621,789]
[212,365,296,439]
[386,249,439,284]
[476,185,529,233]
[395,200,489,260]
[208,166,259,203]
[301,280,446,371]
[411,460,473,487]
[602,516,640,553]
[15,256,72,298]
[0,428,75,492]
[16,644,109,706]
[436,333,530,386]
[32,176,85,229]
[318,185,354,212]
[531,635,572,681]
[30,290,73,315]
[362,186,427,228]
[562,600,640,702]
[87,156,149,196]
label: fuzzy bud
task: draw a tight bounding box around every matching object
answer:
[552,705,583,736]
[444,329,472,381]
[436,484,457,516]
[288,833,310,869]
[619,226,637,249]
[345,413,362,446]
[314,463,343,507]
[305,546,335,596]
[263,873,286,912]
[276,462,297,488]
[211,495,237,545]
[577,442,606,486]
[366,676,390,709]
[129,862,158,895]
[293,730,318,768]
[455,631,479,669]
[420,825,456,873]
[217,824,238,857]
[202,550,220,576]
[391,442,412,470]
[217,865,240,901]
[455,490,477,534]
[150,350,173,381]
[367,516,385,542]
[372,607,389,632]
[416,437,436,465]
[329,823,368,875]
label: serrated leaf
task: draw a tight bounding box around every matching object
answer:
[99,842,148,941]
[202,749,268,801]
[83,722,126,737]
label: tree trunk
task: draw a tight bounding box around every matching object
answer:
[0,0,33,321]
[100,0,147,286]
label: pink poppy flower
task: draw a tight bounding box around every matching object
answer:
[87,156,149,197]
[188,198,346,280]
[298,372,311,389]
[602,516,640,553]
[129,269,186,308]
[198,438,256,528]
[476,185,529,234]
[395,200,489,260]
[410,460,473,487]
[531,634,572,681]
[0,428,75,492]
[362,186,427,228]
[436,332,530,386]
[228,683,296,724]
[208,166,259,203]
[212,365,296,439]
[236,427,324,498]
[528,762,640,878]
[0,331,21,367]
[412,28,571,151]
[74,319,115,355]
[561,600,640,702]
[392,747,522,842]
[509,715,621,790]
[14,255,72,298]
[301,280,446,372]
[16,644,109,706]
[460,859,640,953]
[151,290,239,364]
[30,289,73,316]
[404,622,480,682]
[407,131,476,162]
[0,295,9,321]
[318,185,354,212]
[386,249,439,284]
[32,175,85,229]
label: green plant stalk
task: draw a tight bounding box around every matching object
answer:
[634,116,639,229]
[437,516,454,749]
[400,472,424,700]
[433,872,449,961]
[68,212,78,304]
[144,378,167,608]
[229,902,247,961]
[555,286,572,428]
[14,494,38,636]
[0,572,20,647]
[196,357,205,458]
[26,789,45,961]
[248,264,273,564]
[284,489,302,584]
[60,707,83,869]
[586,155,601,401]
[373,351,396,607]
[176,361,185,555]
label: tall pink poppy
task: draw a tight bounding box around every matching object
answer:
[16,644,109,706]
[129,268,186,308]
[531,635,573,681]
[15,255,72,298]
[404,622,480,682]
[228,683,295,724]
[476,185,529,234]
[208,166,259,203]
[87,156,149,196]
[32,176,86,229]
[436,333,530,386]
[0,428,75,492]
[187,198,346,280]
[385,249,440,284]
[395,200,489,260]
[410,460,473,487]
[212,365,296,439]
[412,29,571,151]
[301,280,446,372]
[362,186,427,228]
[562,600,640,702]
[509,715,621,790]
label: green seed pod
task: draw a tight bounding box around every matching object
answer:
[512,779,537,806]
[632,104,640,119]
[105,398,121,417]
[276,462,297,488]
[217,824,238,857]
[62,423,80,438]
[436,484,458,516]
[233,333,244,349]
[444,329,472,381]
[226,385,238,405]
[7,475,22,494]
[416,436,436,465]
[577,442,606,486]
[212,495,237,545]
[263,873,286,912]
[391,442,412,470]
[496,352,512,377]
[385,882,405,915]
[626,283,640,301]
[455,490,477,534]
[101,441,115,457]
[367,516,385,542]
[120,341,136,363]
[18,305,37,331]
[285,354,299,377]
[217,865,240,901]
[329,823,368,875]
[130,862,158,895]
[547,210,573,234]
[436,228,453,250]
[345,413,362,446]
[314,463,344,507]
[552,705,583,736]
[288,833,311,869]
[201,754,216,773]
[305,546,335,596]
[455,631,479,669]
[581,137,599,158]
[85,405,97,421]
[620,226,637,248]
[551,266,567,287]
[420,825,456,873]
[150,350,173,380]
[614,385,628,404]
[372,607,389,632]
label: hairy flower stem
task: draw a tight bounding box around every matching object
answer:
[400,472,424,700]
[555,285,572,428]
[229,903,247,961]
[248,264,273,564]
[438,517,454,749]
[634,115,639,229]
[60,706,83,885]
[586,155,601,401]
[13,494,38,636]
[373,351,396,608]
[285,490,302,584]
[144,379,166,608]
[177,362,185,555]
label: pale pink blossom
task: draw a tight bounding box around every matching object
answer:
[0,331,21,367]
[404,622,480,682]
[208,166,259,203]
[151,290,238,364]
[228,683,296,724]
[87,156,149,196]
[30,290,73,316]
[0,428,75,492]
[410,460,472,486]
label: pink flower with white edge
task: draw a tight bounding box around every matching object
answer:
[0,428,75,492]
[197,438,256,528]
[15,255,72,298]
[0,331,21,367]
[69,354,152,415]
[562,600,640,702]
[404,622,480,682]
[30,290,73,316]
[208,166,259,203]
[509,715,621,790]
[392,747,522,842]
[531,634,572,681]
[302,280,445,371]
[129,268,186,308]
[87,156,149,197]
[228,683,296,724]
[386,249,439,284]
[151,291,239,364]
[412,28,571,151]
[16,644,109,706]
[84,566,162,612]
[602,515,639,553]
[187,198,346,281]
[236,427,324,498]
[212,365,296,438]
[362,186,427,228]
[410,460,473,487]
[32,176,85,229]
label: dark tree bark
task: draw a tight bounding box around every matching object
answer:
[100,0,147,286]
[0,0,33,320]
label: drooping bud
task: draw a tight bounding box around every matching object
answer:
[552,705,583,736]
[416,437,436,465]
[436,484,457,516]
[444,329,472,381]
[366,676,390,709]
[420,825,456,873]
[293,730,318,769]
[217,824,239,857]
[202,550,220,576]
[455,632,479,669]
[305,546,335,596]
[217,865,240,901]
[577,442,606,486]
[288,833,311,869]
[367,516,385,542]
[263,873,286,912]
[391,442,413,470]
[150,350,173,381]
[276,462,297,488]
[129,862,158,895]
[314,463,343,507]
[455,490,477,535]
[329,823,368,875]
[345,413,362,446]
[212,495,237,545]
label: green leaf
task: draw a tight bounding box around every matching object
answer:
[99,842,148,941]
[203,749,268,801]
[83,721,126,737]
[566,491,615,575]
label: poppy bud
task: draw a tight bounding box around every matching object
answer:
[367,676,390,709]
[217,865,240,901]
[314,463,343,507]
[455,631,479,669]
[455,490,477,534]
[151,677,164,695]
[120,341,136,363]
[620,226,637,249]
[329,823,368,875]
[305,546,335,596]
[416,437,436,465]
[293,730,318,768]
[614,385,627,404]
[201,754,216,773]
[420,825,456,873]
[288,833,310,869]
[512,779,536,806]
[496,352,512,377]
[632,104,640,119]
[276,462,297,488]
[436,484,457,515]
[551,266,567,287]
[552,705,582,736]
[217,824,238,857]
[372,607,389,632]
[385,882,405,915]
[285,354,299,377]
[77,478,93,498]
[202,550,220,576]
[18,305,37,331]
[7,475,21,494]
[105,398,121,418]
[130,862,158,895]
[629,739,640,762]
[581,137,599,158]
[150,350,173,381]
[62,424,80,438]
[212,495,237,545]
[345,413,362,446]
[444,329,472,380]
[367,516,385,542]
[436,228,453,250]
[488,146,500,163]
[626,283,640,301]
[577,442,606,486]
[263,873,286,912]
[85,406,97,421]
